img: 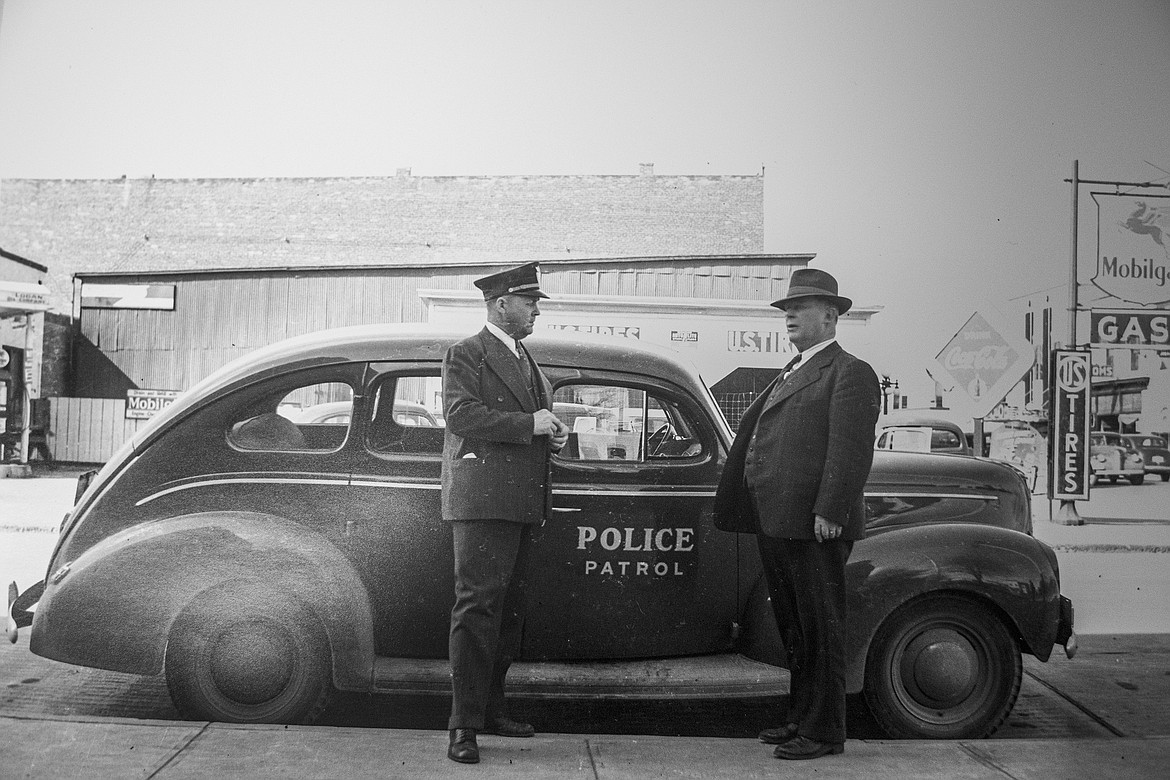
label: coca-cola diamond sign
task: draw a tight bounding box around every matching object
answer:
[935,311,1034,418]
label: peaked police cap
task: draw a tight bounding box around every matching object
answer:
[473,262,550,300]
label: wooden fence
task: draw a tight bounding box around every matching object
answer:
[48,397,149,464]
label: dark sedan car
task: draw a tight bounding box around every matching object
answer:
[1121,433,1170,482]
[8,325,1075,739]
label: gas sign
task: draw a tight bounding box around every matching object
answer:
[1049,350,1091,501]
[126,389,180,420]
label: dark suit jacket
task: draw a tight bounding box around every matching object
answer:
[713,342,881,541]
[441,328,555,524]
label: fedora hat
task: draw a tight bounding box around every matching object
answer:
[770,268,852,314]
[473,261,550,300]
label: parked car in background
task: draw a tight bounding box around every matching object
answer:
[1089,432,1145,485]
[1121,434,1170,482]
[9,325,1075,740]
[288,399,440,428]
[875,414,972,455]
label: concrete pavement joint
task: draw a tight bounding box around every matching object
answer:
[144,720,211,779]
[957,741,1025,780]
[584,737,600,779]
[1023,670,1126,738]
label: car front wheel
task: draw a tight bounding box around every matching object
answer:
[864,595,1021,739]
[165,589,333,724]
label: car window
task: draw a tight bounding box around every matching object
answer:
[230,380,354,452]
[553,384,703,462]
[931,428,964,451]
[367,373,445,455]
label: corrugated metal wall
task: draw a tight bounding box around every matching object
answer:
[74,259,799,397]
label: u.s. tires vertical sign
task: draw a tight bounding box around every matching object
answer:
[1049,350,1091,500]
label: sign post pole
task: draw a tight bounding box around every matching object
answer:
[1059,160,1082,524]
[1049,350,1090,525]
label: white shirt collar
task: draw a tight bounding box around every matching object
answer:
[791,338,836,370]
[485,322,520,357]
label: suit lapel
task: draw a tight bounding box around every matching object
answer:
[479,329,538,412]
[518,341,553,410]
[761,343,842,413]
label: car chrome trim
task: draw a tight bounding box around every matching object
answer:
[554,488,715,497]
[135,476,999,507]
[348,479,442,490]
[135,475,352,505]
[865,491,999,501]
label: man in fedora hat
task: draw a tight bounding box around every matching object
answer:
[442,261,569,764]
[712,267,881,761]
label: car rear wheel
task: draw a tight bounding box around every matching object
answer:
[165,589,333,724]
[864,595,1021,739]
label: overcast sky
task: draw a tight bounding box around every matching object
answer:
[1,0,1168,405]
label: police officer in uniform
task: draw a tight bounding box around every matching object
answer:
[442,261,569,764]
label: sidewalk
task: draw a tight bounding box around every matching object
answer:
[1031,491,1170,552]
[2,712,1167,780]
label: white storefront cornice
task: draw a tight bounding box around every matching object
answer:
[417,288,880,321]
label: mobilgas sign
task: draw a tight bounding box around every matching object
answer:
[1092,193,1170,306]
[1091,309,1170,348]
[1049,350,1091,501]
[126,389,181,419]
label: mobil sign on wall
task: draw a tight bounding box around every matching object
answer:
[935,311,1034,418]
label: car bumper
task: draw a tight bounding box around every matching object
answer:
[1056,595,1077,659]
[6,580,44,643]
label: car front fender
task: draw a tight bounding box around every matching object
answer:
[30,511,374,692]
[844,523,1063,692]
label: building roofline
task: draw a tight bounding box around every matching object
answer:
[9,171,764,184]
[72,253,816,280]
[1,246,49,274]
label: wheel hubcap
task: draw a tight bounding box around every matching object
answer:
[209,619,296,705]
[900,628,978,708]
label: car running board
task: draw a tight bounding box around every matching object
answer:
[371,653,788,699]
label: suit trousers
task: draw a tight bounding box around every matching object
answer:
[757,534,852,744]
[448,519,532,730]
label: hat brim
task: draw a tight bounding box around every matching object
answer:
[769,292,852,314]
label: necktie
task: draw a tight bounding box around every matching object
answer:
[780,353,802,381]
[766,353,802,405]
[516,341,537,401]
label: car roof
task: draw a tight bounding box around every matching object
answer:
[127,324,710,451]
[878,414,965,433]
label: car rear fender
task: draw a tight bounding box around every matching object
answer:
[844,524,1062,691]
[30,511,374,692]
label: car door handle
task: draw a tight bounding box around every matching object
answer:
[551,507,582,513]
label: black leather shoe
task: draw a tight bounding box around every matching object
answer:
[448,728,479,764]
[484,716,535,738]
[758,723,799,744]
[773,735,844,760]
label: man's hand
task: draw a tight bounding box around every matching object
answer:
[534,409,570,451]
[814,514,843,543]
